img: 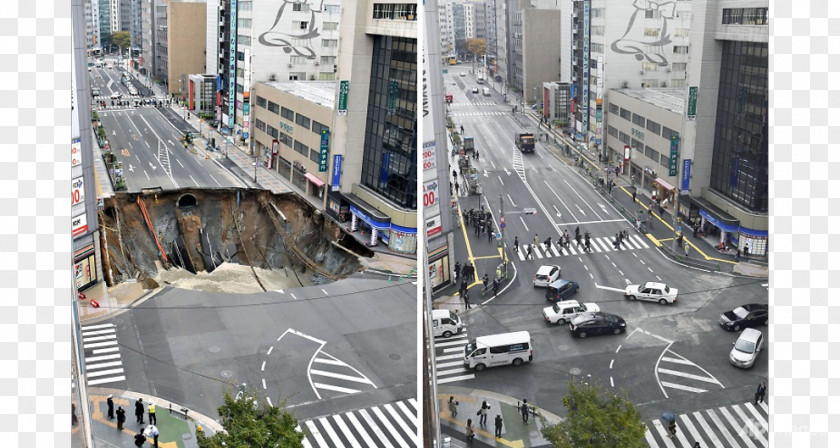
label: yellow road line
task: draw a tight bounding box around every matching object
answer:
[472,255,502,260]
[645,233,662,247]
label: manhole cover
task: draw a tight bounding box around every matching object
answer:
[556,345,570,351]
[182,434,193,441]
[208,346,221,353]
[569,367,582,376]
[220,370,232,378]
[389,353,401,361]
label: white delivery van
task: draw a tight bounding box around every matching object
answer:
[463,331,532,371]
[482,87,491,96]
[432,309,464,338]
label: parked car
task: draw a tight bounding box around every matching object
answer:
[624,282,678,305]
[542,300,600,325]
[719,304,768,331]
[729,328,764,368]
[569,312,626,338]
[533,265,561,287]
[545,279,579,302]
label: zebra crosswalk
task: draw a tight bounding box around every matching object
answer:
[299,398,418,448]
[81,323,126,386]
[645,401,769,447]
[433,332,473,385]
[309,350,378,399]
[450,111,508,117]
[515,234,650,261]
[451,101,497,107]
[657,349,724,396]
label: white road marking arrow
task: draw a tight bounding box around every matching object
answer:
[594,283,627,293]
[577,204,586,216]
[507,194,517,207]
[128,164,134,173]
[504,168,511,176]
[148,162,157,171]
[599,203,608,213]
[483,169,489,178]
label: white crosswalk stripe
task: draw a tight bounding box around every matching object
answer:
[308,350,377,399]
[450,111,508,117]
[300,399,417,448]
[645,402,768,447]
[433,332,473,384]
[82,323,126,386]
[656,349,724,396]
[515,235,651,261]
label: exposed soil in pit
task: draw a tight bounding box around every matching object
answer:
[98,189,373,291]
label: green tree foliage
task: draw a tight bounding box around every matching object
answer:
[467,39,486,58]
[197,388,304,448]
[540,380,647,448]
[111,31,131,51]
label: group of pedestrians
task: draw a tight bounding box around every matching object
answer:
[448,396,518,443]
[613,229,630,250]
[104,395,160,447]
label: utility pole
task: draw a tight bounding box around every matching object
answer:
[500,194,508,275]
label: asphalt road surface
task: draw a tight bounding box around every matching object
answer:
[440,65,768,430]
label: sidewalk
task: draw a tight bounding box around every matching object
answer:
[521,111,768,278]
[438,388,560,448]
[76,388,223,448]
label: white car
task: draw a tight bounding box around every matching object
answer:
[533,265,561,287]
[460,72,466,77]
[729,328,764,368]
[624,282,678,305]
[542,300,600,325]
[110,92,122,99]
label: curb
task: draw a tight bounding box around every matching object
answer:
[92,388,225,434]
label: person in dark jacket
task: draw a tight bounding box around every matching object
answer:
[133,431,147,447]
[116,407,126,430]
[107,394,115,419]
[135,398,144,424]
[494,414,504,438]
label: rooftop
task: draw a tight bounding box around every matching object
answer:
[260,81,337,109]
[613,88,686,114]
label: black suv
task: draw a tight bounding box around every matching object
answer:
[719,304,768,331]
[569,312,626,338]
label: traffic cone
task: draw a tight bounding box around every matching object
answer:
[90,300,100,308]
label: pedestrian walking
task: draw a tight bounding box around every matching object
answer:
[632,189,636,204]
[482,274,489,290]
[677,234,683,247]
[495,414,504,438]
[464,290,472,309]
[694,443,701,448]
[755,380,767,404]
[135,398,145,424]
[448,396,459,418]
[454,182,460,195]
[469,263,476,282]
[148,401,156,425]
[584,233,591,252]
[478,401,491,426]
[684,243,690,257]
[544,236,552,252]
[744,244,750,261]
[493,278,500,296]
[735,249,740,262]
[134,431,147,447]
[526,245,533,260]
[520,399,530,423]
[454,261,461,282]
[461,264,469,281]
[466,418,476,443]
[513,236,519,252]
[668,420,677,438]
[107,394,115,419]
[487,226,493,242]
[614,234,620,250]
[564,231,571,248]
[72,402,78,426]
[534,234,539,248]
[116,406,126,430]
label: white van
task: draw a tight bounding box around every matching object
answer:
[463,331,532,371]
[482,87,491,96]
[432,309,464,338]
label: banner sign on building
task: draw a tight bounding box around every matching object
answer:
[337,80,349,116]
[227,0,238,128]
[681,159,691,190]
[422,141,437,171]
[426,214,442,238]
[380,152,391,183]
[331,154,342,191]
[581,0,591,134]
[669,134,680,176]
[319,129,330,172]
[71,138,82,167]
[423,179,439,207]
[72,213,88,237]
[71,176,85,206]
[687,86,698,119]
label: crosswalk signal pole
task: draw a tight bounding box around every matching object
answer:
[500,194,507,275]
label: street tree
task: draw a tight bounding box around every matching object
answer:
[540,379,647,448]
[197,387,304,448]
[467,38,486,58]
[111,31,131,53]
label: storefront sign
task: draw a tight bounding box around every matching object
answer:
[426,214,442,237]
[331,155,342,191]
[278,122,293,134]
[228,0,238,128]
[71,138,82,167]
[337,80,349,116]
[319,129,330,172]
[668,135,680,176]
[624,145,630,161]
[272,139,279,155]
[71,176,85,206]
[687,86,698,119]
[681,159,691,190]
[72,213,88,237]
[422,141,437,171]
[423,180,439,207]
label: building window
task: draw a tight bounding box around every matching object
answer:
[591,25,604,36]
[312,120,329,135]
[643,28,660,37]
[659,153,669,168]
[289,72,305,80]
[279,132,292,147]
[642,62,659,71]
[239,1,252,11]
[645,145,658,161]
[294,140,308,156]
[674,28,690,37]
[237,35,250,46]
[295,113,311,129]
[324,4,340,14]
[631,139,644,151]
[320,56,336,65]
[671,62,687,72]
[236,84,244,94]
[322,39,338,48]
[619,131,630,145]
[255,119,266,132]
[607,125,618,138]
[266,125,279,139]
[591,43,603,54]
[722,7,769,25]
[309,149,320,163]
[319,72,336,80]
[662,126,679,141]
[281,107,294,121]
[256,96,267,108]
[673,46,689,54]
[670,79,686,88]
[237,18,251,29]
[292,2,309,12]
[646,119,661,135]
[267,101,280,114]
[372,3,417,20]
[619,108,631,121]
[290,56,308,65]
[609,103,619,115]
[293,21,309,30]
[323,22,338,31]
[632,113,645,127]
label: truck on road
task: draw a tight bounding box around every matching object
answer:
[462,136,475,153]
[515,133,535,153]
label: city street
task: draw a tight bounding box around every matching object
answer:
[436,64,768,447]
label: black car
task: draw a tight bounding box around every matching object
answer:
[719,304,768,331]
[569,312,626,338]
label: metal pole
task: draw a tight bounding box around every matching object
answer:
[500,193,507,274]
